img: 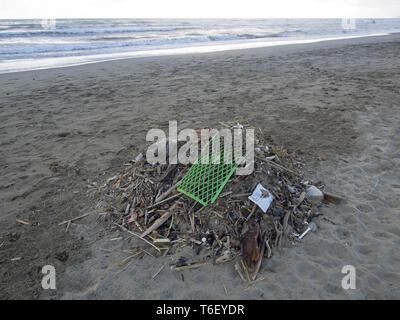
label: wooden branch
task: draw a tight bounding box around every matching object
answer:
[146,193,180,209]
[257,156,302,177]
[252,232,267,281]
[219,191,233,198]
[141,202,179,238]
[282,210,291,239]
[265,239,272,258]
[58,211,98,226]
[283,191,306,240]
[155,181,180,203]
[172,262,206,271]
[114,223,160,252]
[273,220,283,248]
[152,263,166,279]
[241,259,251,283]
[234,262,246,282]
[230,192,252,198]
[246,203,257,221]
[16,219,29,225]
[323,191,344,204]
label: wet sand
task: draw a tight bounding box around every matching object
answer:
[0,34,399,299]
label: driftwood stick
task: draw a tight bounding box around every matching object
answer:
[152,263,166,279]
[257,156,302,177]
[141,202,179,237]
[155,181,180,203]
[265,239,272,258]
[16,219,29,225]
[246,203,257,221]
[252,232,267,281]
[219,191,233,198]
[297,191,306,208]
[146,193,180,209]
[172,262,207,271]
[273,220,283,248]
[234,262,246,282]
[114,223,160,252]
[141,211,173,237]
[230,192,252,198]
[283,191,306,239]
[282,210,291,239]
[323,191,344,204]
[223,285,229,296]
[241,259,251,283]
[58,211,98,226]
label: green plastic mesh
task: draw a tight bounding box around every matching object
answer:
[177,135,242,206]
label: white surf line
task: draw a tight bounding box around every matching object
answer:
[0,32,391,74]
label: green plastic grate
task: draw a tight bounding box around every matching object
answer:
[177,136,242,206]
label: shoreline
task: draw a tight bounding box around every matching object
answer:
[1,33,399,299]
[0,31,397,75]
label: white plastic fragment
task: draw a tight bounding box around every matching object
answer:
[135,153,145,161]
[299,222,317,239]
[233,123,244,129]
[248,183,274,213]
[306,185,324,204]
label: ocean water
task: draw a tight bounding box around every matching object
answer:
[0,18,399,73]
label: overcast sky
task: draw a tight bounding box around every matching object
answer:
[1,0,399,19]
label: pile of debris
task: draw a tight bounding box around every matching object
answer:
[96,122,343,281]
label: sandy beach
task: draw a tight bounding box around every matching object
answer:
[1,33,399,299]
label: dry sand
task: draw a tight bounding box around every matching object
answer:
[0,34,399,299]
